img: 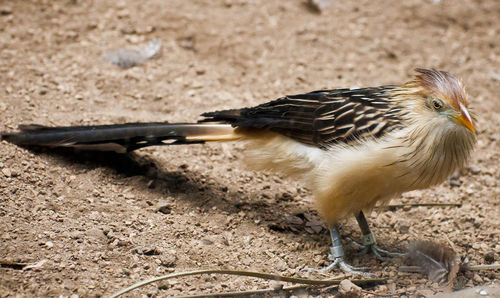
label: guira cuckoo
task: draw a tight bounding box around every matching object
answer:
[1,69,476,275]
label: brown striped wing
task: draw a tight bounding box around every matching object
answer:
[202,86,403,149]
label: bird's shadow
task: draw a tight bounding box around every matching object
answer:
[25,146,329,243]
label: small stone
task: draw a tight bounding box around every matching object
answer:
[157,204,172,214]
[398,220,411,234]
[177,36,195,50]
[468,165,481,175]
[39,88,48,95]
[275,258,287,271]
[124,192,135,199]
[269,281,283,291]
[134,246,161,256]
[484,251,495,264]
[159,254,177,267]
[338,279,362,298]
[473,273,483,283]
[416,289,434,297]
[0,6,12,15]
[87,23,97,30]
[201,237,214,245]
[2,168,11,177]
[308,0,335,13]
[449,178,461,187]
[479,289,488,296]
[45,241,54,248]
[276,192,293,201]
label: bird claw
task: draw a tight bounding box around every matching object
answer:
[323,256,374,277]
[301,257,373,277]
[369,244,405,262]
[347,235,404,262]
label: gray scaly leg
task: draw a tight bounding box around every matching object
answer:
[354,211,404,261]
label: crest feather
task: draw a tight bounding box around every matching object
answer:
[414,68,467,109]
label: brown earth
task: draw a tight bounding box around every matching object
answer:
[0,0,499,297]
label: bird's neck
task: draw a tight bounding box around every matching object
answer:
[396,117,476,189]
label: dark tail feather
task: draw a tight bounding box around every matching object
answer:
[1,122,239,153]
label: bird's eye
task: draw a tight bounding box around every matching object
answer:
[432,99,443,110]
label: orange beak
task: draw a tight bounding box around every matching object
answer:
[455,103,475,134]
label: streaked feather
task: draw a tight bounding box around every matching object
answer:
[203,86,404,149]
[405,240,460,284]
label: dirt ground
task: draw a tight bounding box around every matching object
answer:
[0,0,499,297]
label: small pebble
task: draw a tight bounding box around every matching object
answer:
[124,193,135,199]
[416,289,434,297]
[157,204,171,214]
[449,178,461,187]
[201,238,214,245]
[2,168,11,177]
[0,6,12,15]
[133,246,161,255]
[308,0,335,13]
[159,254,177,267]
[468,165,481,175]
[484,251,495,264]
[338,279,362,297]
[473,273,483,283]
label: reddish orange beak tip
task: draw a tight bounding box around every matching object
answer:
[457,114,475,134]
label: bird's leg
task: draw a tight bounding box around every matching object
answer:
[319,225,372,276]
[353,211,404,261]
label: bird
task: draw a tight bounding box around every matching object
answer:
[1,68,476,275]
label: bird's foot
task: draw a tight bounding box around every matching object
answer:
[349,232,404,262]
[322,256,374,277]
[302,244,374,277]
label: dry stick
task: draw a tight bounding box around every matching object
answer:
[463,264,500,271]
[380,203,462,209]
[109,269,386,298]
[399,263,500,273]
[177,284,312,298]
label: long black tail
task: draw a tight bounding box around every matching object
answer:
[1,122,239,153]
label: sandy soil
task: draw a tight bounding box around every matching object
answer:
[0,0,499,297]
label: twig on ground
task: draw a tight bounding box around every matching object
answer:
[400,263,500,272]
[462,264,500,271]
[110,268,386,298]
[176,284,312,298]
[380,203,462,210]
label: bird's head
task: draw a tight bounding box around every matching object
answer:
[409,68,476,134]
